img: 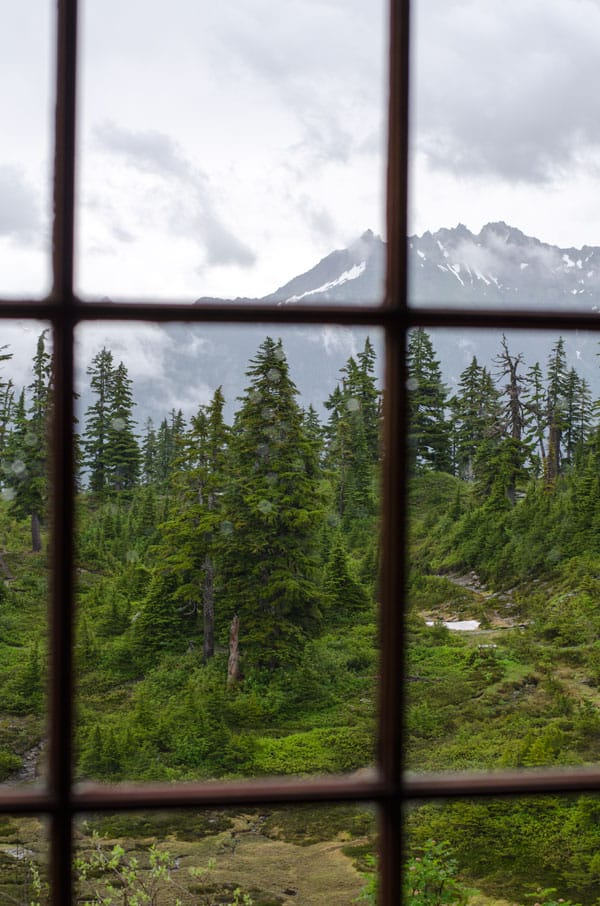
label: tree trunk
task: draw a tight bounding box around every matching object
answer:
[31,512,42,553]
[227,615,240,687]
[0,554,14,580]
[202,554,215,663]
[545,424,561,486]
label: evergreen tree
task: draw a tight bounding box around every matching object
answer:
[325,360,376,526]
[545,336,569,482]
[222,337,325,669]
[407,328,452,473]
[153,387,229,662]
[141,418,158,485]
[493,335,532,503]
[450,357,502,482]
[0,344,14,469]
[154,409,186,484]
[563,367,591,467]
[524,361,547,474]
[83,348,115,496]
[83,351,140,495]
[104,362,140,492]
[356,337,381,462]
[323,538,369,624]
[5,331,52,551]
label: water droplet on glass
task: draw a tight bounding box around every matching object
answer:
[220,520,234,535]
[110,417,126,432]
[126,549,139,563]
[406,377,419,392]
[24,432,38,447]
[267,368,280,382]
[257,444,270,459]
[10,460,26,477]
[1,488,15,502]
[257,499,274,515]
[347,397,360,412]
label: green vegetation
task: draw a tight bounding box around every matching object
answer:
[3,328,600,903]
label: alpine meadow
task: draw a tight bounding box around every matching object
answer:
[3,317,600,904]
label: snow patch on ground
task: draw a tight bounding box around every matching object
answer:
[426,619,481,632]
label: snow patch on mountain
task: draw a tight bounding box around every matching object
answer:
[285,261,366,302]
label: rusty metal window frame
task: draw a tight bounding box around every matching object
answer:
[2,0,600,901]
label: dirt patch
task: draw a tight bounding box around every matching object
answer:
[175,819,366,906]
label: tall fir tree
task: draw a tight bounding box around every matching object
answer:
[104,362,140,492]
[6,331,52,551]
[151,387,229,662]
[0,344,14,468]
[83,350,139,495]
[325,353,379,527]
[83,348,115,496]
[450,357,502,482]
[406,328,452,473]
[222,337,325,669]
[545,336,569,483]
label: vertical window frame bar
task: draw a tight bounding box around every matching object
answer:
[380,0,411,902]
[50,0,78,901]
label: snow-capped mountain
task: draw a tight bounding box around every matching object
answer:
[409,222,600,309]
[264,229,386,305]
[75,225,600,433]
[196,222,600,310]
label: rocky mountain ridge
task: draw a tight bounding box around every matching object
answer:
[197,222,600,310]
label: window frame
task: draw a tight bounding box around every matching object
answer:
[2,0,600,902]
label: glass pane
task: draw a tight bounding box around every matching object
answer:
[75,323,381,782]
[408,796,600,906]
[410,1,600,311]
[77,1,386,303]
[408,327,600,771]
[0,322,52,787]
[0,5,54,297]
[0,816,48,903]
[76,805,377,905]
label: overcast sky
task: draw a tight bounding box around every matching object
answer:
[2,0,600,304]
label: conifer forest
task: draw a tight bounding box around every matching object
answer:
[3,327,600,904]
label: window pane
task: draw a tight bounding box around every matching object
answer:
[408,327,600,771]
[0,5,54,298]
[409,1,600,311]
[0,816,47,903]
[76,805,377,904]
[0,322,52,787]
[408,796,600,906]
[76,0,387,304]
[75,323,381,782]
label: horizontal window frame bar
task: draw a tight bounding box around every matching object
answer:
[6,766,600,818]
[0,300,599,331]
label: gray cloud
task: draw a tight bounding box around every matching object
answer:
[94,122,256,268]
[0,166,41,241]
[414,0,600,183]
[214,0,384,170]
